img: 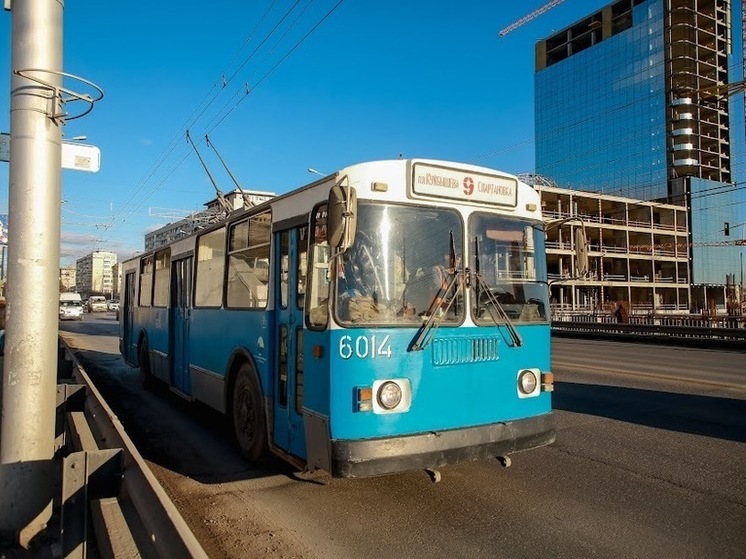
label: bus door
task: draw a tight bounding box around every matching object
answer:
[122,271,137,363]
[272,228,306,458]
[169,257,192,395]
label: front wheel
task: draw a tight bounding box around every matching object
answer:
[232,363,269,464]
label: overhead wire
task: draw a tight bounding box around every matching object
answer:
[110,0,292,225]
[98,0,345,245]
[97,1,740,249]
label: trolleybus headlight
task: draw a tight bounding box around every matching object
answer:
[377,381,403,410]
[518,370,538,395]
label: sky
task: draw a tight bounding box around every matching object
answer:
[2,0,626,265]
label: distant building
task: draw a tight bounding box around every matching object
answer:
[111,263,122,298]
[76,251,117,297]
[59,265,76,292]
[0,213,7,282]
[144,189,275,251]
[534,0,745,302]
[0,213,7,243]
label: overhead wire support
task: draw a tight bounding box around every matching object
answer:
[185,130,233,215]
[205,135,254,208]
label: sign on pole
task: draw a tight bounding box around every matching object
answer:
[0,132,101,172]
[0,132,8,162]
[60,141,101,172]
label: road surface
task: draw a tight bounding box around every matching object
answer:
[60,316,746,559]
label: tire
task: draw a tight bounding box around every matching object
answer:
[232,362,268,464]
[138,339,155,390]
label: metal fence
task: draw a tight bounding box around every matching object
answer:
[551,320,746,349]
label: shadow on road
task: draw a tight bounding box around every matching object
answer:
[554,381,746,443]
[59,315,120,338]
[71,348,296,485]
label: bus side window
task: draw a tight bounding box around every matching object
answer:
[279,231,289,309]
[139,256,154,307]
[306,206,330,328]
[153,248,170,307]
[296,226,308,310]
[195,227,226,307]
[227,212,271,309]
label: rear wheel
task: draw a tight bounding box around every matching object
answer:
[232,362,268,464]
[138,340,155,389]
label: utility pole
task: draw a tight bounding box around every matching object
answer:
[0,0,63,547]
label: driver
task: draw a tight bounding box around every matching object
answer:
[402,251,457,317]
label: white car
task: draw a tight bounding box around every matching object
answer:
[59,300,84,321]
[88,296,108,312]
[108,299,120,311]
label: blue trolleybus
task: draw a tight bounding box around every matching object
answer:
[119,159,557,478]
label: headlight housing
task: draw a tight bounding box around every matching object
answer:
[364,379,411,414]
[517,369,539,397]
[377,381,403,410]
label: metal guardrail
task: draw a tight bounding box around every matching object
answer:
[551,321,746,349]
[58,338,208,558]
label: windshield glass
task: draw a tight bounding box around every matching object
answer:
[334,202,464,326]
[469,214,549,324]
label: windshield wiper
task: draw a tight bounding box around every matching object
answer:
[410,271,462,351]
[473,237,523,347]
[410,232,461,351]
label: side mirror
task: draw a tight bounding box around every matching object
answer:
[327,183,357,250]
[574,227,589,276]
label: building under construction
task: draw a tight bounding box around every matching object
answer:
[533,0,745,313]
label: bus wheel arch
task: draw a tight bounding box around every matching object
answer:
[228,353,269,463]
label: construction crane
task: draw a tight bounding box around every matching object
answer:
[695,78,746,103]
[499,0,566,37]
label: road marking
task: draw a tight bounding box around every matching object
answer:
[552,361,746,392]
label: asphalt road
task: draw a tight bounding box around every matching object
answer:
[60,316,746,559]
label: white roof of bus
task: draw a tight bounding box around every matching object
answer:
[122,159,538,265]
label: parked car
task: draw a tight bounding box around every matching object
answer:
[107,299,120,311]
[87,296,108,313]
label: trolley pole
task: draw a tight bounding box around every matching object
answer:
[0,0,64,547]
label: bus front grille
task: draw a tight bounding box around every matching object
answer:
[431,337,500,366]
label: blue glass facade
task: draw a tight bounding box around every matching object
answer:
[535,0,745,286]
[690,178,741,284]
[535,0,667,199]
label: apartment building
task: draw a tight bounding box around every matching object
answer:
[75,251,117,297]
[59,265,76,292]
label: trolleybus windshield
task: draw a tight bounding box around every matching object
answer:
[469,214,549,324]
[334,202,463,326]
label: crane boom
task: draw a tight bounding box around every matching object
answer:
[499,0,566,37]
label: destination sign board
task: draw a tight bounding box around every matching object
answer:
[410,162,518,207]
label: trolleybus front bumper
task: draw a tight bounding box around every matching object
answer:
[331,412,555,478]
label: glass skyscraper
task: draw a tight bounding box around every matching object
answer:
[535,0,744,287]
